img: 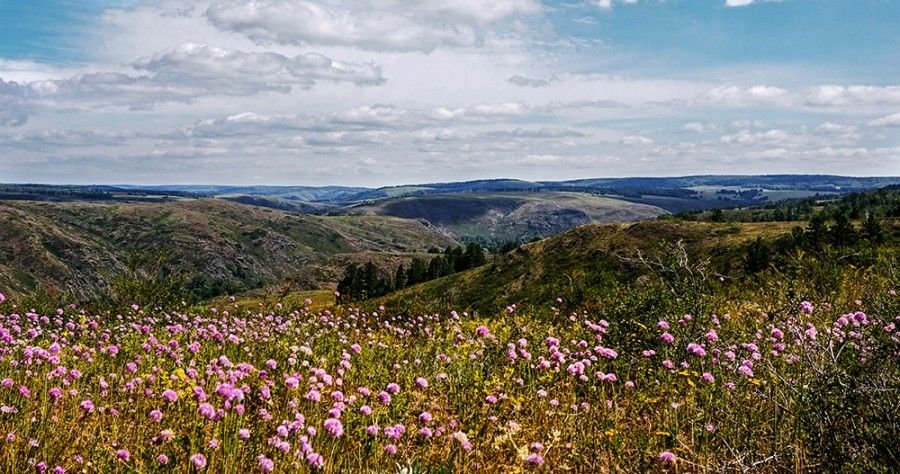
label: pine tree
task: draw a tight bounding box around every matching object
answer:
[830,213,858,247]
[394,264,407,289]
[744,237,771,273]
[862,212,884,244]
[408,257,427,285]
[462,243,486,269]
[806,214,828,249]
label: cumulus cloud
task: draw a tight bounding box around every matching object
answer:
[0,43,384,112]
[136,43,384,89]
[704,85,789,106]
[0,79,31,126]
[205,0,538,52]
[621,135,654,146]
[2,0,898,184]
[805,85,900,107]
[869,112,900,127]
[507,75,554,87]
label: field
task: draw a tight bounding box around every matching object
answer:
[0,187,898,473]
[0,230,897,472]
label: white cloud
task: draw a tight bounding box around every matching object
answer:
[134,43,385,90]
[704,85,789,106]
[0,43,385,114]
[507,75,554,87]
[205,0,539,52]
[621,135,654,145]
[805,85,900,107]
[725,0,781,7]
[590,0,638,10]
[0,79,30,126]
[869,112,900,127]
[682,122,709,133]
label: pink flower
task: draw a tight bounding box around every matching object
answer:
[386,383,400,394]
[0,292,5,304]
[257,456,275,473]
[385,444,397,455]
[239,428,251,440]
[48,387,62,403]
[198,403,216,420]
[701,372,715,383]
[526,453,544,466]
[660,332,675,345]
[156,454,169,465]
[377,391,391,405]
[79,400,95,414]
[687,343,707,357]
[149,409,163,422]
[659,451,677,463]
[116,449,130,462]
[161,389,178,403]
[323,418,343,437]
[415,377,428,389]
[475,326,490,337]
[190,453,207,469]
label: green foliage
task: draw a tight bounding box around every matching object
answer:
[743,237,771,274]
[107,250,187,309]
[338,244,489,303]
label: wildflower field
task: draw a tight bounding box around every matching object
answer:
[0,267,897,474]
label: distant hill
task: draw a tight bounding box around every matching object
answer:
[0,199,455,303]
[345,191,666,244]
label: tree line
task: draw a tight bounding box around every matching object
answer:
[336,243,488,302]
[743,211,886,274]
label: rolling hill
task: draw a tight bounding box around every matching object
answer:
[377,217,900,314]
[345,191,666,243]
[0,199,455,302]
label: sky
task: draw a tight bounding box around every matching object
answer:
[0,0,898,186]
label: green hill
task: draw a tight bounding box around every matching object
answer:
[378,217,900,314]
[0,199,455,303]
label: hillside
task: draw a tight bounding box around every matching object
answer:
[0,199,455,302]
[346,191,666,243]
[378,217,900,314]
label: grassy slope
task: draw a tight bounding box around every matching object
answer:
[0,199,456,300]
[378,220,809,314]
[348,191,666,242]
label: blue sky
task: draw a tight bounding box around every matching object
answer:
[0,0,898,185]
[550,0,900,82]
[0,1,136,63]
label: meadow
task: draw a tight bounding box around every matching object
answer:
[0,261,897,473]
